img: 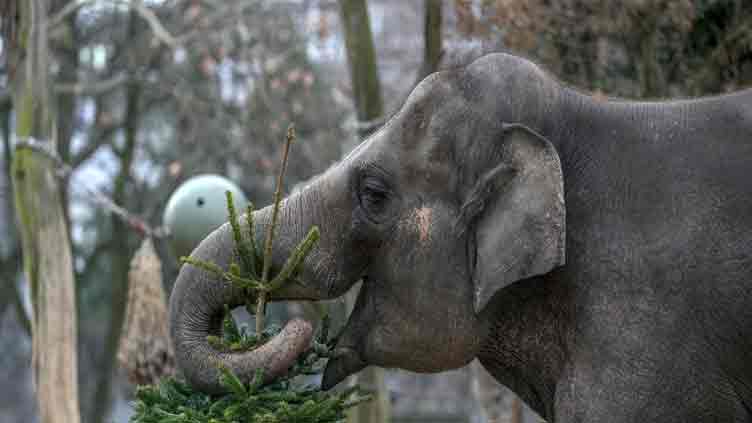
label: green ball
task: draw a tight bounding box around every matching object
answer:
[163,174,248,259]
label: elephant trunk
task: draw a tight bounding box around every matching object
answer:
[168,199,314,394]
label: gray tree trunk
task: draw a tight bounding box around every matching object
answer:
[339,0,384,138]
[89,4,142,423]
[416,0,443,83]
[9,1,81,422]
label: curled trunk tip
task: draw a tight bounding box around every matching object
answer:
[176,315,313,394]
[168,221,314,394]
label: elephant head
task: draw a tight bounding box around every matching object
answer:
[169,53,565,393]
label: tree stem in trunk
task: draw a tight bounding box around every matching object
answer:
[11,1,81,422]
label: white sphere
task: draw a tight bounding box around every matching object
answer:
[163,174,248,259]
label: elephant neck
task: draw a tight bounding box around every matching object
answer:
[476,272,573,422]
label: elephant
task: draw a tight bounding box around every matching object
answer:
[169,52,752,422]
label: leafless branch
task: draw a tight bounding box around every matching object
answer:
[55,73,128,96]
[49,0,177,48]
[71,122,121,168]
[173,0,258,45]
[16,138,167,239]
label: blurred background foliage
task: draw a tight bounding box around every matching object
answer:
[0,1,750,423]
[456,0,752,96]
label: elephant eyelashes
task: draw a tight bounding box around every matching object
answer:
[358,175,391,220]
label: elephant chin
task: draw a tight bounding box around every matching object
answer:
[321,347,367,390]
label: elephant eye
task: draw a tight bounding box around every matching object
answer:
[359,175,391,218]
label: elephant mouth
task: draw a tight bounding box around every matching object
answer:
[321,346,366,390]
[275,273,369,389]
[274,277,322,301]
[319,276,370,390]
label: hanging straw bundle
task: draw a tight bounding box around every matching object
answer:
[118,238,175,385]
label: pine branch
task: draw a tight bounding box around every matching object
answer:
[227,191,257,280]
[132,313,371,423]
[179,256,224,278]
[160,123,372,423]
[267,226,320,292]
[182,123,319,339]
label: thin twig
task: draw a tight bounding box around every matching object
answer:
[261,125,295,283]
[256,124,295,334]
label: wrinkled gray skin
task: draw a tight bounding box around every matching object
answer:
[170,53,752,422]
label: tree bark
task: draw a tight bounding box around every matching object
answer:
[416,0,443,83]
[10,1,80,423]
[338,2,390,422]
[339,0,384,138]
[0,100,20,321]
[88,4,142,423]
[637,30,664,98]
[52,0,78,234]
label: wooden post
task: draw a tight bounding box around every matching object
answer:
[10,1,81,423]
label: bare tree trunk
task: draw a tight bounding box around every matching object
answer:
[633,16,666,99]
[637,30,663,98]
[0,99,20,321]
[339,0,384,138]
[9,1,80,423]
[416,0,443,83]
[52,0,79,234]
[338,2,390,422]
[89,5,142,423]
[88,68,140,423]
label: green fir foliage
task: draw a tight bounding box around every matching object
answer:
[131,284,370,422]
[134,128,369,421]
[133,373,370,423]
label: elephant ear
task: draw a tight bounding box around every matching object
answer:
[461,123,565,313]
